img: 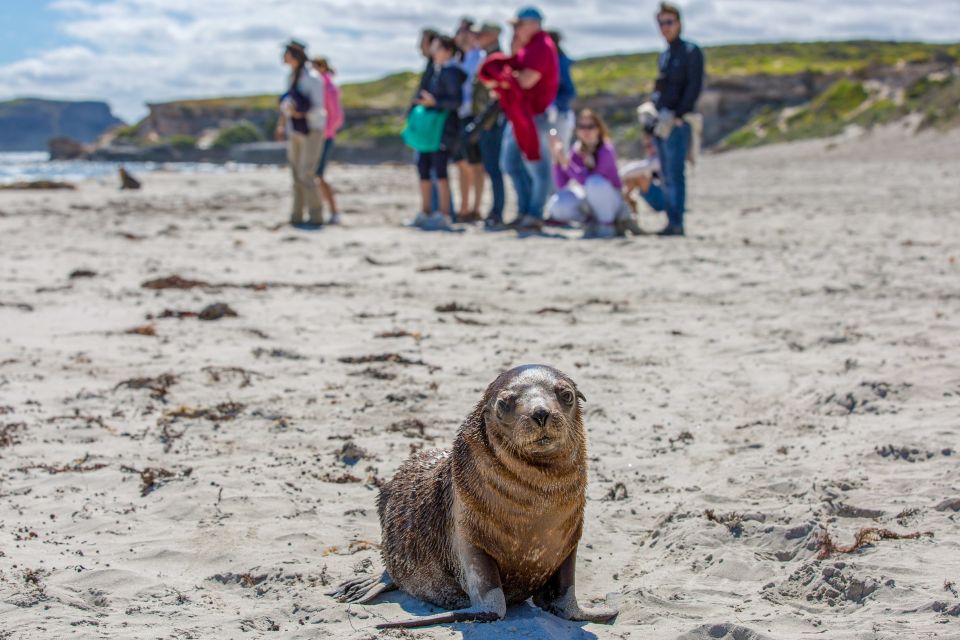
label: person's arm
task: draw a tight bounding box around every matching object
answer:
[595,144,622,190]
[553,156,572,189]
[432,69,464,112]
[274,113,287,141]
[515,68,542,90]
[676,46,704,118]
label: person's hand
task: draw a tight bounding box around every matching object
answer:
[274,126,285,142]
[417,90,437,107]
[549,130,566,167]
[674,117,684,126]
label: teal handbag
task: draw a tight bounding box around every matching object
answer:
[402,105,449,153]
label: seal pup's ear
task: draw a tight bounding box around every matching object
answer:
[576,389,586,403]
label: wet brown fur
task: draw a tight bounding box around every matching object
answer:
[376,365,587,609]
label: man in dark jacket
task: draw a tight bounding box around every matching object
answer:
[651,2,704,237]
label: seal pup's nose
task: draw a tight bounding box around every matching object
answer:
[531,408,550,427]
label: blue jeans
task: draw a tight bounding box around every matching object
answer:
[501,115,552,219]
[640,181,667,212]
[479,117,506,221]
[654,122,690,230]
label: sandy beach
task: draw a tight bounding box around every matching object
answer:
[1,125,959,639]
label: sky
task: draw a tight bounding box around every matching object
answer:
[1,0,958,122]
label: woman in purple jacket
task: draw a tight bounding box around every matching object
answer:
[547,109,629,235]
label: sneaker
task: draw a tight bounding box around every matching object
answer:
[408,211,431,228]
[328,213,341,225]
[513,215,544,232]
[458,210,483,223]
[292,222,323,231]
[656,225,685,237]
[583,223,617,239]
[614,215,645,236]
[483,217,507,231]
[421,211,453,231]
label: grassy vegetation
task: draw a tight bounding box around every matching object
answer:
[339,72,420,110]
[212,122,264,149]
[573,40,959,97]
[337,115,405,143]
[163,134,198,150]
[723,71,960,149]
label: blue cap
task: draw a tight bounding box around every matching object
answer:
[511,6,544,23]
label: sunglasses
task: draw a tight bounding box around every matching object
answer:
[658,18,677,27]
[576,122,598,130]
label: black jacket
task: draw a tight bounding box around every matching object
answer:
[653,38,704,118]
[416,63,467,152]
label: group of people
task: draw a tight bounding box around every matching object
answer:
[404,2,703,237]
[277,2,704,238]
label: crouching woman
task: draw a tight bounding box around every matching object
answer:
[547,109,629,237]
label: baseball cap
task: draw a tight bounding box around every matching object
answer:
[510,6,544,24]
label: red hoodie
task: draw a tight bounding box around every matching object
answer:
[478,53,541,161]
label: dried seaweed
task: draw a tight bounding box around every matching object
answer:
[604,482,629,501]
[202,366,268,388]
[121,465,193,497]
[1,422,26,447]
[705,509,745,537]
[18,453,107,475]
[142,274,342,291]
[816,526,933,560]
[435,302,481,314]
[165,402,245,422]
[125,324,157,336]
[0,301,34,312]
[69,269,97,279]
[454,315,486,326]
[535,307,573,314]
[375,329,422,341]
[416,264,455,273]
[114,373,178,400]
[337,353,438,370]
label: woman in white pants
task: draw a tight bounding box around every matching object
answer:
[547,109,630,237]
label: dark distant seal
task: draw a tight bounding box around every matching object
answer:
[328,364,617,629]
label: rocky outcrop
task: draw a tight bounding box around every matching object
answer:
[0,99,124,151]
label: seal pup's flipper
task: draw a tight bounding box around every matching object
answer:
[327,571,397,604]
[533,547,618,623]
[376,542,506,629]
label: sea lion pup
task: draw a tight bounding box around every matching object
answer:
[328,364,617,629]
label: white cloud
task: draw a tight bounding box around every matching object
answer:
[1,0,958,121]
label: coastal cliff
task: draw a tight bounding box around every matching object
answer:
[0,99,124,151]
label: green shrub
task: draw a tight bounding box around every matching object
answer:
[212,122,264,149]
[164,135,198,150]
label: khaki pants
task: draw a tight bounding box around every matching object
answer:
[287,129,325,222]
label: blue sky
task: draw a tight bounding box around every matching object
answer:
[1,0,958,122]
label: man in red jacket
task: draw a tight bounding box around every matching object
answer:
[498,6,559,231]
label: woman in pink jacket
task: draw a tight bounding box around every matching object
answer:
[313,57,345,224]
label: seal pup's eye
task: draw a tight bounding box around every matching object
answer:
[558,389,576,405]
[495,398,508,418]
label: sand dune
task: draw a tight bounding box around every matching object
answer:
[1,126,958,638]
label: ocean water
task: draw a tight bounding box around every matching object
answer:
[0,152,260,185]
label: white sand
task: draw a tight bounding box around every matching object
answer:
[1,126,959,639]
